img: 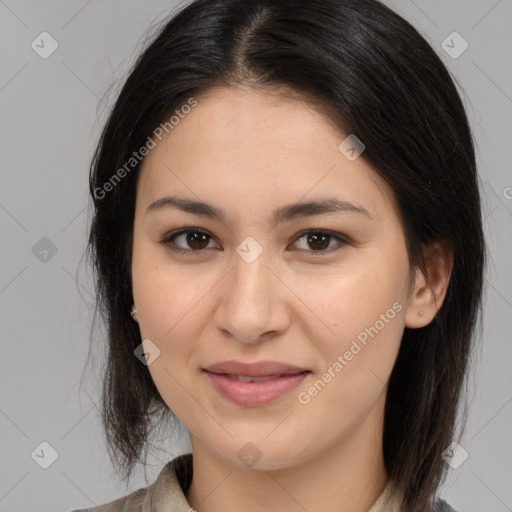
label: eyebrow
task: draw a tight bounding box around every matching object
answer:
[145,195,373,223]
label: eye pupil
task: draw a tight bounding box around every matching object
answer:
[308,232,330,251]
[187,231,209,250]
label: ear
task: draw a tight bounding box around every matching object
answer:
[405,240,454,328]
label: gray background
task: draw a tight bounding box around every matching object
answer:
[1,1,511,511]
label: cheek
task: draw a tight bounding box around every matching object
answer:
[131,249,215,415]
[293,268,406,434]
[133,261,213,419]
[306,253,408,378]
[136,270,209,354]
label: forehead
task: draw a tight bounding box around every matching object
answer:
[161,85,345,158]
[136,86,397,222]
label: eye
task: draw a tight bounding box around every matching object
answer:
[160,228,349,255]
[290,229,349,255]
[160,228,219,254]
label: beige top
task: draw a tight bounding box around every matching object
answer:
[71,453,455,512]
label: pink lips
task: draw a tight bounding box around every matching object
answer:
[203,360,310,407]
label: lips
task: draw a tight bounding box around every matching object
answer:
[203,359,308,378]
[202,360,311,407]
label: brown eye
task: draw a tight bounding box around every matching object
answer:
[160,228,348,256]
[160,228,218,253]
[292,230,348,254]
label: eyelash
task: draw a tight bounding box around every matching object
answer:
[159,228,350,256]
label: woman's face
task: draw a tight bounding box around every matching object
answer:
[131,85,413,470]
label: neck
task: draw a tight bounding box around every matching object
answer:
[186,396,389,512]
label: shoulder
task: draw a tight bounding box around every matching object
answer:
[68,485,147,512]
[434,497,458,512]
[69,453,194,512]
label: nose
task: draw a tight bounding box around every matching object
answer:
[213,250,291,344]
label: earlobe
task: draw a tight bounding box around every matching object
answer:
[131,305,138,322]
[405,241,454,328]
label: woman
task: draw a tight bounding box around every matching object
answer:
[76,0,485,510]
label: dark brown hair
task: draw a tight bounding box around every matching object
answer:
[85,1,485,509]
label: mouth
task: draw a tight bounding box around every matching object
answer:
[203,359,309,377]
[212,373,298,382]
[203,369,311,407]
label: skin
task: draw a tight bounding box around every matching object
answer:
[130,85,452,512]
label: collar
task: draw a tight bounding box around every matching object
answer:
[145,453,401,512]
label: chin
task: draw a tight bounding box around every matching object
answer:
[211,437,313,471]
